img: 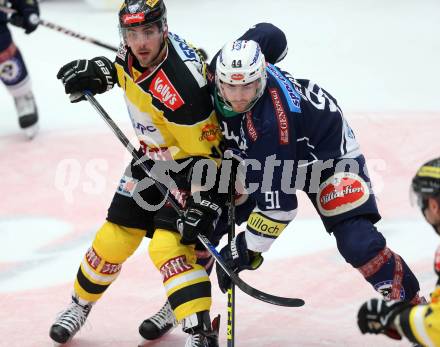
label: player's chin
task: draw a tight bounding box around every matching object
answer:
[231,104,249,113]
[135,52,152,66]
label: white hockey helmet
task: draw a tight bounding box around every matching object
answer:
[216,40,267,112]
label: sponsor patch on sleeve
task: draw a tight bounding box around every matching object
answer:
[117,175,139,197]
[373,280,405,301]
[317,172,369,217]
[267,64,301,113]
[268,88,289,145]
[246,212,287,238]
[245,111,258,142]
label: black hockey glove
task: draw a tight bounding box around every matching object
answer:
[56,57,116,103]
[357,298,412,340]
[9,0,40,34]
[177,196,222,245]
[216,232,264,293]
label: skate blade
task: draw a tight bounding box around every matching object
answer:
[22,123,39,140]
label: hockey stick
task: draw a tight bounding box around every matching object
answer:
[83,91,305,308]
[0,5,118,52]
[226,158,236,347]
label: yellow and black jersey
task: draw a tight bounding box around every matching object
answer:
[398,287,440,347]
[114,33,222,163]
[397,247,440,347]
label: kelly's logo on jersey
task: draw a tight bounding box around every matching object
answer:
[317,172,369,217]
[199,124,221,142]
[149,69,185,111]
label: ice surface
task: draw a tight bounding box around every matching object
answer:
[0,0,439,346]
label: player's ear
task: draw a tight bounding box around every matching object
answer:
[428,197,440,213]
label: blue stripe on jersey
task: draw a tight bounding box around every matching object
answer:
[266,64,301,113]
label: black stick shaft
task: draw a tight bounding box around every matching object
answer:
[227,161,236,347]
[0,5,118,52]
[40,19,118,52]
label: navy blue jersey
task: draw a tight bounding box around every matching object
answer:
[218,63,361,206]
[214,65,380,252]
[208,23,380,252]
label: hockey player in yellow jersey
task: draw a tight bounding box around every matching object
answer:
[357,157,440,347]
[50,1,223,346]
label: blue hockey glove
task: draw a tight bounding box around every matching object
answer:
[357,298,412,340]
[177,196,222,245]
[216,232,264,293]
[9,0,40,34]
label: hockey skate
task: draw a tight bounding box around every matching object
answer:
[49,295,93,345]
[14,91,39,139]
[182,311,220,347]
[138,300,177,345]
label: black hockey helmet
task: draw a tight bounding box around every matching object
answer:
[119,0,167,30]
[411,157,440,210]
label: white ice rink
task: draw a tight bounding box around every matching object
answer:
[1,0,440,346]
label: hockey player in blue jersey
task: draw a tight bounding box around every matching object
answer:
[0,0,39,139]
[139,22,423,341]
[210,35,424,307]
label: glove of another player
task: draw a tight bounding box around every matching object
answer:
[9,0,40,34]
[56,57,116,103]
[216,232,264,293]
[357,298,412,340]
[177,196,222,245]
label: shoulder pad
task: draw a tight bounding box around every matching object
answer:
[168,32,206,87]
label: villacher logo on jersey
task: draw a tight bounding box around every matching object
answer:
[149,69,185,111]
[317,172,369,217]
